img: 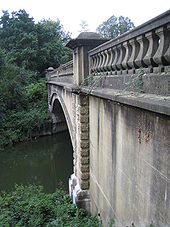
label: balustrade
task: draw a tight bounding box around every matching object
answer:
[89,10,170,75]
[56,60,73,77]
[46,60,73,81]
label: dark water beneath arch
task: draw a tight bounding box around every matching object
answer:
[0,131,73,193]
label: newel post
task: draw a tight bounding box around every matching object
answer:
[66,32,109,85]
[66,33,108,211]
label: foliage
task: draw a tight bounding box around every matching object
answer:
[0,54,48,150]
[0,10,72,73]
[36,19,72,73]
[0,63,37,111]
[96,15,135,39]
[0,73,48,150]
[25,79,47,101]
[0,185,100,227]
[0,10,38,71]
[0,9,73,151]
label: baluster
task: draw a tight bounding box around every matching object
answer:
[122,41,132,69]
[89,56,94,74]
[116,44,125,70]
[93,55,97,72]
[91,55,96,73]
[143,31,159,67]
[128,38,139,69]
[107,48,114,71]
[163,24,170,65]
[96,53,101,73]
[97,52,103,72]
[93,55,98,72]
[98,52,103,72]
[164,45,170,65]
[135,35,148,68]
[153,26,169,66]
[100,51,106,72]
[103,49,110,71]
[112,46,119,71]
[88,56,92,74]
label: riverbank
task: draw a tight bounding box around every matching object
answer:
[0,185,99,226]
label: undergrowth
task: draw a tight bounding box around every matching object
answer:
[0,185,100,227]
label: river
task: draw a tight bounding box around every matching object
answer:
[0,131,73,193]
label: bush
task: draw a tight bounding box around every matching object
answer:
[0,71,48,151]
[25,79,47,102]
[0,185,99,227]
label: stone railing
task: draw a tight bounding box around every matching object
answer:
[56,60,73,77]
[89,10,170,75]
[46,60,73,81]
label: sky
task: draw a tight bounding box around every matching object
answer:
[0,0,170,38]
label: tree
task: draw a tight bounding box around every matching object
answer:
[0,10,38,71]
[96,15,135,39]
[0,9,73,150]
[79,20,89,32]
[36,19,72,73]
[0,10,72,74]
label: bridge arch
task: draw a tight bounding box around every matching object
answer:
[49,92,74,149]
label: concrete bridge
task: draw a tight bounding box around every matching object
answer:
[46,10,170,227]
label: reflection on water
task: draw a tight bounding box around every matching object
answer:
[0,131,73,192]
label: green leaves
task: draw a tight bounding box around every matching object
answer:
[0,185,99,227]
[96,15,135,39]
[36,19,72,73]
[0,10,72,73]
[0,72,48,150]
[25,79,47,101]
[0,10,37,70]
[0,9,72,151]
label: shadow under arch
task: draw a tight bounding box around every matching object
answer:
[50,93,74,149]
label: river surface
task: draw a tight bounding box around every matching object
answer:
[0,131,73,193]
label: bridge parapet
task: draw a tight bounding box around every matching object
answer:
[46,60,73,83]
[47,11,170,96]
[89,10,170,75]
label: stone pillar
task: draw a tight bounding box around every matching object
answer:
[67,32,108,211]
[69,94,90,211]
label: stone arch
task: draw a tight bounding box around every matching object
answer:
[49,92,74,148]
[49,90,90,212]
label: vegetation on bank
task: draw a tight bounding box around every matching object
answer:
[0,10,72,151]
[0,185,99,226]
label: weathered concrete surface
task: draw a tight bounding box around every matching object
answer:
[48,79,170,226]
[89,96,170,227]
[93,70,170,96]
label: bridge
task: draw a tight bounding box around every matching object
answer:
[46,10,170,227]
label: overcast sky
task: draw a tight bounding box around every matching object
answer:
[0,0,170,38]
